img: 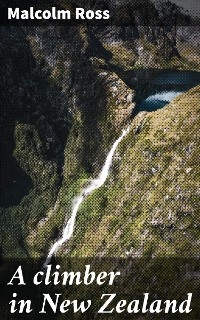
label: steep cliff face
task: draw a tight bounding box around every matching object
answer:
[0,0,199,258]
[0,27,71,256]
[0,25,134,257]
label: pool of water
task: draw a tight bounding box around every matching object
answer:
[153,70,200,87]
[139,90,184,111]
[138,70,200,112]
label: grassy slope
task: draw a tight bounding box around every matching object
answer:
[66,86,200,258]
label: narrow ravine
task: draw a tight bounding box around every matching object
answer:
[45,125,130,266]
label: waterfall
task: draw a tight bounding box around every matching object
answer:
[45,126,130,266]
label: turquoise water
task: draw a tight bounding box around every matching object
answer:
[138,71,200,112]
[153,71,200,86]
[139,90,184,111]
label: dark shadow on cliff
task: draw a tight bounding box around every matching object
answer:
[76,58,109,175]
[0,131,33,208]
[0,28,34,208]
[86,30,113,61]
[0,27,71,208]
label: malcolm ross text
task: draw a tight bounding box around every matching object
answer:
[8,7,110,20]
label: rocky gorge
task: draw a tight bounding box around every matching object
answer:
[0,0,199,262]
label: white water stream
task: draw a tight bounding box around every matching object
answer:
[45,125,130,266]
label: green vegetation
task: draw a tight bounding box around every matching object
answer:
[55,86,200,258]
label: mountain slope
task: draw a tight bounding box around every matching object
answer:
[55,86,200,258]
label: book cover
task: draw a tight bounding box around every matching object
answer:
[0,0,199,318]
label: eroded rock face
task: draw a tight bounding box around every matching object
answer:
[0,25,133,256]
[96,70,135,128]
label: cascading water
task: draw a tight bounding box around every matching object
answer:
[45,125,130,266]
